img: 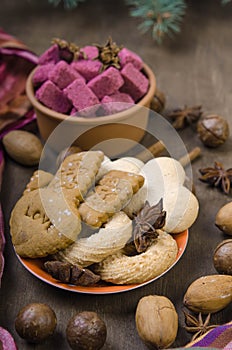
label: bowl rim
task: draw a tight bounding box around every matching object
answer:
[26,62,156,126]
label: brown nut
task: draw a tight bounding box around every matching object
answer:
[213,239,232,275]
[66,311,107,350]
[215,202,232,235]
[2,130,43,166]
[135,295,178,349]
[15,303,57,343]
[197,115,229,147]
[183,275,232,314]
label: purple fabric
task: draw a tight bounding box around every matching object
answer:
[194,326,227,347]
[186,322,232,349]
[0,326,18,349]
[0,28,38,287]
[0,47,38,64]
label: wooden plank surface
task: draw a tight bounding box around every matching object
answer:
[0,0,232,349]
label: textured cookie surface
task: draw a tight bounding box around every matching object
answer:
[49,150,104,210]
[79,170,144,227]
[10,189,81,258]
[54,211,132,267]
[23,170,53,194]
[93,231,178,284]
[10,151,105,258]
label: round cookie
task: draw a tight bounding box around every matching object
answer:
[94,230,178,284]
[96,157,144,182]
[162,186,199,233]
[10,189,81,258]
[55,211,132,267]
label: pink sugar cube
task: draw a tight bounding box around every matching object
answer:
[71,60,102,81]
[70,107,78,116]
[32,63,55,86]
[38,44,60,65]
[118,48,143,70]
[101,92,134,114]
[120,63,149,102]
[81,45,98,60]
[48,60,85,89]
[64,79,99,115]
[87,67,124,100]
[36,80,71,113]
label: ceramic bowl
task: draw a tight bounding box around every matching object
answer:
[26,63,156,157]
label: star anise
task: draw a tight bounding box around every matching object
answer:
[167,105,203,129]
[52,38,86,62]
[199,161,232,194]
[95,37,123,71]
[44,261,100,286]
[133,199,166,253]
[184,311,218,341]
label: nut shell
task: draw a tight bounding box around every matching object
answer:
[215,202,232,235]
[66,311,107,350]
[135,295,178,349]
[150,89,166,113]
[15,303,57,343]
[213,239,232,275]
[197,115,229,147]
[183,275,232,314]
[3,130,43,166]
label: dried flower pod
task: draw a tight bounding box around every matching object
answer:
[150,89,166,113]
[213,239,232,275]
[135,295,178,349]
[95,37,122,71]
[215,202,232,235]
[183,275,232,314]
[197,115,229,147]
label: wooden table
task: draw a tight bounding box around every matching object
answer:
[0,0,232,349]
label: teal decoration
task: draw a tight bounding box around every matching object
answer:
[48,0,85,9]
[48,0,231,42]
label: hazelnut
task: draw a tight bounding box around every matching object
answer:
[213,239,232,275]
[197,114,229,147]
[215,202,232,235]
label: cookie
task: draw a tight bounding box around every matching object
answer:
[49,151,104,211]
[93,230,178,284]
[23,170,54,195]
[10,151,104,258]
[96,156,144,182]
[54,211,132,267]
[79,170,144,227]
[10,189,81,258]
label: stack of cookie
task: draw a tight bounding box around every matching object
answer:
[10,151,199,285]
